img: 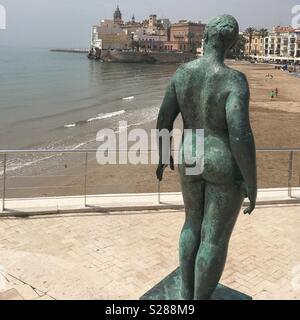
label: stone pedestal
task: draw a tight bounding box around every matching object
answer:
[140,268,252,300]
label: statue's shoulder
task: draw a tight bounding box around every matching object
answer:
[172,59,202,83]
[226,67,249,95]
[227,67,248,84]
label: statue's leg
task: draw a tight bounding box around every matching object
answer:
[194,182,243,300]
[179,177,205,300]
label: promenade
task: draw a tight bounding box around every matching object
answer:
[0,192,300,300]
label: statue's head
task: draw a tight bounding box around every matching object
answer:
[204,15,239,52]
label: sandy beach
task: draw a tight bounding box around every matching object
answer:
[3,61,300,198]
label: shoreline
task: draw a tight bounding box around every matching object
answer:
[2,61,300,198]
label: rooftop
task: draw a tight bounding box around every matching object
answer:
[273,26,296,33]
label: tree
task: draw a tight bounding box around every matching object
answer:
[259,28,269,39]
[245,27,256,56]
[227,34,247,59]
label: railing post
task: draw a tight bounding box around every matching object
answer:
[158,181,161,204]
[288,151,294,198]
[84,152,88,207]
[2,154,7,212]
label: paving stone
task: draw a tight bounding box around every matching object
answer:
[0,205,299,299]
[0,289,24,300]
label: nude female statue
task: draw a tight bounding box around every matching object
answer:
[156,15,257,300]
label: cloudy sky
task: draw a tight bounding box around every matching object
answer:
[0,0,299,48]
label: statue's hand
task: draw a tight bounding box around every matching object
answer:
[243,184,257,215]
[156,156,175,181]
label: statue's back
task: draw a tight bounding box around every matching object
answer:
[174,58,243,185]
[156,15,257,300]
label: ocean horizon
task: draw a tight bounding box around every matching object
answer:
[0,46,177,151]
[0,46,178,176]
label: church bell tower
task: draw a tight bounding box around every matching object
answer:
[113,5,123,25]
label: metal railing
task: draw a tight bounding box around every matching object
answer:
[0,147,300,212]
[257,148,300,199]
[0,149,95,211]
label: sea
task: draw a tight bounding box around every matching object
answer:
[0,46,178,175]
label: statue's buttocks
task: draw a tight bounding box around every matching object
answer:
[175,61,243,185]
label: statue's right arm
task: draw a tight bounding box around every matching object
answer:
[156,79,180,181]
[225,73,257,215]
[157,79,180,132]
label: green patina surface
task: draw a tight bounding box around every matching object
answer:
[155,15,257,300]
[141,268,252,300]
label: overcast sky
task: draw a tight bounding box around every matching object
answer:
[0,0,299,48]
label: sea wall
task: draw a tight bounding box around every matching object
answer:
[51,49,89,53]
[98,50,197,63]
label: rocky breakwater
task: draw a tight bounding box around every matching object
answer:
[88,49,197,63]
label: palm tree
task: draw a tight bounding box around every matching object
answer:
[228,34,247,58]
[259,28,269,39]
[258,29,269,56]
[245,27,256,56]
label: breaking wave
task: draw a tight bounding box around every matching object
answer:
[122,96,135,101]
[64,110,126,128]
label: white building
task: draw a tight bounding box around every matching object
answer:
[91,25,102,49]
[263,27,300,61]
[296,29,300,58]
[133,28,167,50]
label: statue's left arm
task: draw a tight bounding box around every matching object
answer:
[156,79,180,181]
[225,72,257,215]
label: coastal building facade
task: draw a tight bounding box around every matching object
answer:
[122,13,170,51]
[122,15,143,37]
[244,32,264,56]
[297,29,300,58]
[241,26,300,63]
[92,7,172,52]
[157,18,171,30]
[133,29,168,50]
[91,6,206,54]
[264,27,299,58]
[91,20,128,50]
[165,20,206,52]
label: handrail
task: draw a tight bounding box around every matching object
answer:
[0,147,299,154]
[0,148,300,212]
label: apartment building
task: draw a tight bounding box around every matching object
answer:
[264,26,299,58]
[165,20,206,52]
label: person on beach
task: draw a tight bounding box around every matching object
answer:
[270,90,275,100]
[275,88,279,97]
[156,15,257,300]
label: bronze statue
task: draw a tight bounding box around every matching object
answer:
[156,15,257,300]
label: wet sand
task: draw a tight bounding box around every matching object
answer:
[4,61,300,198]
